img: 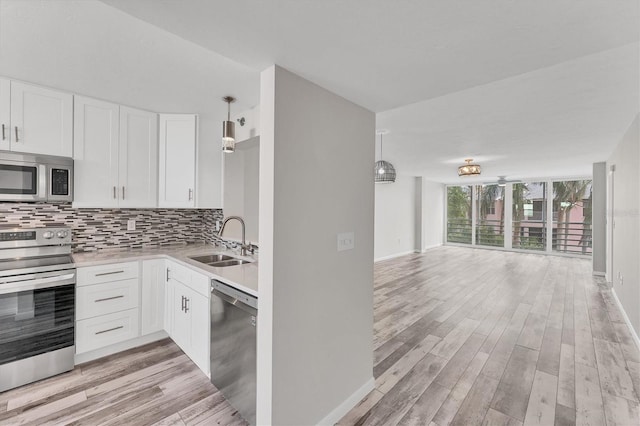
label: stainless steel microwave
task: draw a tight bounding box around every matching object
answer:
[0,152,73,202]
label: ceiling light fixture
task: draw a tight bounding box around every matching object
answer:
[458,158,481,177]
[375,130,396,183]
[222,96,236,153]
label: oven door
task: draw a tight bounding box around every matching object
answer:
[0,270,75,366]
[0,161,47,202]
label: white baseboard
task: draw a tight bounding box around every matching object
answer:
[611,288,640,351]
[374,250,416,263]
[74,330,168,365]
[421,243,443,253]
[317,377,375,426]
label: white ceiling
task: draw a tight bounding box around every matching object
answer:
[71,1,640,181]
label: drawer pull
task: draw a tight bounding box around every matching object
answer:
[95,270,125,277]
[94,295,124,303]
[95,325,124,335]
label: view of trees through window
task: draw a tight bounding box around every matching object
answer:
[553,180,592,254]
[446,186,471,244]
[446,179,592,255]
[475,184,504,247]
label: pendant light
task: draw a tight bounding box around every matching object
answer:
[375,130,396,183]
[222,96,236,153]
[458,158,481,176]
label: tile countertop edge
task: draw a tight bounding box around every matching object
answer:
[71,245,259,298]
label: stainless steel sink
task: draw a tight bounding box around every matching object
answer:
[209,259,252,267]
[189,254,235,264]
[188,254,253,268]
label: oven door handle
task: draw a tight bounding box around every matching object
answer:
[0,273,75,295]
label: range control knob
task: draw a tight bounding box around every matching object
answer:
[42,231,54,239]
[56,230,68,239]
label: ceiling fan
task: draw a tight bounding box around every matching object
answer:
[496,176,522,186]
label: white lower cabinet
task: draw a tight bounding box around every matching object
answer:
[75,258,209,376]
[76,261,141,355]
[165,260,210,375]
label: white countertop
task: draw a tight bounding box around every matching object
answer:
[71,243,259,297]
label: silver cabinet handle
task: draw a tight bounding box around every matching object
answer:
[1,124,5,140]
[113,186,117,199]
[14,126,19,142]
[181,295,185,312]
[184,297,189,313]
[95,325,124,335]
[94,295,124,303]
[95,270,124,277]
[166,268,170,282]
[122,186,125,200]
[188,188,193,201]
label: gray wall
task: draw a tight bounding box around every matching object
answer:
[258,66,375,425]
[592,162,607,275]
[607,115,640,337]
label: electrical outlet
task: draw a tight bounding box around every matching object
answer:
[618,272,624,286]
[216,220,221,232]
[337,232,355,251]
[127,219,136,231]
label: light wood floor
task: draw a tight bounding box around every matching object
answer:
[1,247,639,425]
[0,339,248,425]
[339,246,640,426]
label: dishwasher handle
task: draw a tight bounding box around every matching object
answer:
[212,288,257,316]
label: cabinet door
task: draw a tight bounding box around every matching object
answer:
[0,78,9,151]
[188,288,210,375]
[141,259,166,335]
[73,96,119,207]
[10,81,72,156]
[158,114,197,208]
[170,280,191,353]
[119,107,158,208]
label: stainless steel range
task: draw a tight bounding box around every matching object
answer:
[0,227,76,392]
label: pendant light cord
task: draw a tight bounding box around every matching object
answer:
[380,134,383,160]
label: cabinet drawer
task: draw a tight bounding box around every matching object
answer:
[76,308,139,354]
[77,262,139,286]
[77,278,139,320]
[167,261,209,297]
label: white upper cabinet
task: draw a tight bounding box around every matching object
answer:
[0,78,10,151]
[74,97,158,208]
[158,114,197,208]
[119,106,158,208]
[9,81,73,157]
[73,96,119,207]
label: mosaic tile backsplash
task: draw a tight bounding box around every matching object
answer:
[0,203,224,252]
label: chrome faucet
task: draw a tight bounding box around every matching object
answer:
[218,216,250,256]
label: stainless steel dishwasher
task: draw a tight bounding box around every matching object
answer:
[210,280,257,426]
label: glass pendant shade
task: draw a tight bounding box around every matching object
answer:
[222,96,236,153]
[222,120,235,153]
[458,159,481,176]
[375,160,396,183]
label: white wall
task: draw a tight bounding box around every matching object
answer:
[258,65,375,425]
[374,175,416,261]
[421,179,445,251]
[222,137,259,242]
[0,0,259,208]
[607,115,640,338]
